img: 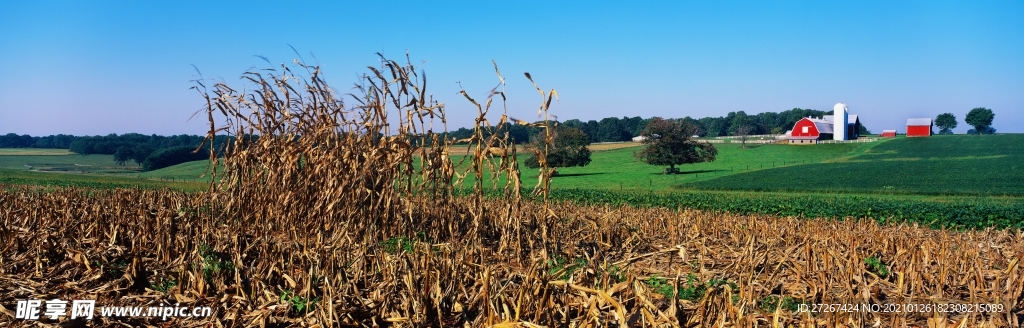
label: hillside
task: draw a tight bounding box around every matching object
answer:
[685,134,1023,196]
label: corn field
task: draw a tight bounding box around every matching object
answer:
[2,54,1022,327]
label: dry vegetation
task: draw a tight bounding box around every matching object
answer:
[2,55,1022,327]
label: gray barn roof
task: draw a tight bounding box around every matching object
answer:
[822,115,860,125]
[907,118,932,126]
[808,118,833,134]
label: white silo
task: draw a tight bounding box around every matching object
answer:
[833,103,848,140]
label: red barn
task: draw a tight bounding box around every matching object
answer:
[906,118,933,137]
[880,130,897,137]
[788,117,834,144]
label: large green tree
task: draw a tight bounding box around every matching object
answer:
[965,108,995,134]
[635,117,717,174]
[934,113,958,134]
[112,146,132,166]
[524,126,592,172]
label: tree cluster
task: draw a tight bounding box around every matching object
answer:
[0,133,77,148]
[140,146,210,171]
[934,108,996,135]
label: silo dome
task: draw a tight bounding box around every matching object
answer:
[834,103,848,112]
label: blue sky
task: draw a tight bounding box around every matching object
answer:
[1,1,1021,136]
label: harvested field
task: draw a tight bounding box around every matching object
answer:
[588,142,641,151]
[2,188,1022,327]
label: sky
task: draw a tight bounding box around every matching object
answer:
[1,1,1021,136]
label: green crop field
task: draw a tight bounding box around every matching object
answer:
[0,148,74,155]
[541,188,1024,230]
[0,147,214,188]
[133,160,220,181]
[685,135,1024,196]
[0,151,142,174]
[0,168,204,192]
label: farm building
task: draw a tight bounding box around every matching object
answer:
[880,130,897,138]
[787,103,862,144]
[906,118,933,137]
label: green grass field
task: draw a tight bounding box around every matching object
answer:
[0,148,74,155]
[0,153,142,174]
[0,147,216,189]
[134,160,219,181]
[449,139,882,191]
[0,168,204,192]
[685,135,1024,196]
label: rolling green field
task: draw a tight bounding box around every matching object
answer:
[0,148,73,155]
[0,149,216,192]
[453,140,879,190]
[0,168,204,191]
[0,153,141,174]
[686,135,1024,196]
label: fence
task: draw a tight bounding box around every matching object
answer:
[709,134,783,140]
[813,138,878,144]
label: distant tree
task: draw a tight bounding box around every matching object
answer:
[635,117,717,174]
[935,113,958,134]
[735,125,754,148]
[680,117,703,137]
[597,117,630,142]
[770,127,784,135]
[131,144,155,167]
[113,146,132,166]
[727,111,755,136]
[68,139,93,155]
[524,126,592,173]
[965,108,995,134]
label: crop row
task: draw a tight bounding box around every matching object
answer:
[522,189,1024,230]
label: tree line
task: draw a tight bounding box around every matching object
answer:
[441,107,872,144]
[0,133,78,148]
[0,132,232,171]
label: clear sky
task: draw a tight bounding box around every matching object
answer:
[1,1,1021,136]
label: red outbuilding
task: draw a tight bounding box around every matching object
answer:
[880,130,897,138]
[906,118,933,137]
